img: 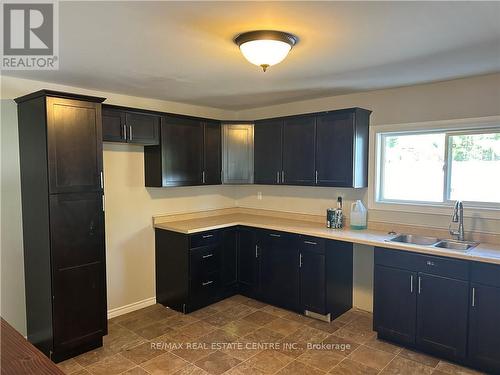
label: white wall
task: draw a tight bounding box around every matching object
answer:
[2,73,500,333]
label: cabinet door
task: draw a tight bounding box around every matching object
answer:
[221,228,238,289]
[373,265,417,345]
[416,273,469,360]
[300,249,326,314]
[315,112,354,187]
[50,193,105,270]
[254,119,283,184]
[52,262,106,352]
[203,121,221,185]
[222,124,254,184]
[162,117,203,186]
[282,116,316,185]
[237,228,259,297]
[102,108,126,142]
[468,283,500,373]
[125,112,160,145]
[46,97,103,193]
[260,232,299,311]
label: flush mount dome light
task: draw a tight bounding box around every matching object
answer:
[234,30,298,72]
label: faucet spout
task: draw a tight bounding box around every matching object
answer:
[449,201,465,241]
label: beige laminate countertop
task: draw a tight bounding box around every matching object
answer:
[154,213,500,265]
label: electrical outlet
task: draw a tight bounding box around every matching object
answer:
[257,192,263,200]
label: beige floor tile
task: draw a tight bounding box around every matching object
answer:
[224,361,267,375]
[380,356,434,375]
[143,305,179,321]
[332,310,363,325]
[120,341,164,365]
[202,311,237,327]
[261,305,290,317]
[348,345,396,371]
[120,313,160,332]
[297,349,344,372]
[68,370,91,375]
[333,325,376,345]
[74,346,116,367]
[245,350,293,374]
[243,327,284,344]
[328,358,378,375]
[57,358,84,374]
[172,345,216,363]
[222,304,257,320]
[86,353,136,375]
[282,311,315,324]
[142,352,189,374]
[284,325,329,344]
[307,319,344,334]
[189,306,219,320]
[199,328,240,345]
[220,339,263,361]
[321,333,360,357]
[104,329,148,354]
[399,348,440,368]
[209,299,240,313]
[133,320,175,340]
[276,360,326,375]
[172,363,210,375]
[364,336,402,355]
[194,351,241,375]
[435,360,485,375]
[122,367,150,375]
[165,314,200,329]
[264,318,303,336]
[222,319,259,337]
[241,311,277,326]
[180,321,217,339]
[240,299,267,309]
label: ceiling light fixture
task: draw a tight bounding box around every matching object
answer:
[234,30,299,72]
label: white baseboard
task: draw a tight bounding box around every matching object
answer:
[107,297,157,320]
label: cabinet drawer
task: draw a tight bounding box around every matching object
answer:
[190,246,220,278]
[471,262,500,287]
[190,231,220,249]
[300,236,325,254]
[375,247,469,280]
[190,272,219,308]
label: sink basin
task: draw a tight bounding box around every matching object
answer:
[433,239,478,252]
[389,234,440,246]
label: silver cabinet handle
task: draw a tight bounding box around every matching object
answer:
[281,170,284,183]
[102,194,105,212]
[299,253,303,268]
[472,287,476,307]
[304,240,317,245]
[202,234,213,239]
[269,233,281,238]
[100,171,104,189]
[129,125,133,140]
[315,170,318,184]
[276,171,280,184]
[202,281,213,286]
[123,124,127,140]
[202,171,206,184]
[202,253,214,259]
[410,275,414,293]
[255,245,259,258]
[418,276,422,294]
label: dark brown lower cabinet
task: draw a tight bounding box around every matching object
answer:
[16,90,107,363]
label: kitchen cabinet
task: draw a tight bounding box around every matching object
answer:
[254,119,283,184]
[221,228,238,297]
[259,231,300,311]
[15,90,107,362]
[468,263,500,373]
[102,105,160,145]
[144,116,221,187]
[253,108,370,188]
[374,247,470,364]
[222,124,254,184]
[299,237,326,314]
[373,265,417,345]
[237,227,260,298]
[282,115,316,185]
[203,121,222,185]
[315,109,370,187]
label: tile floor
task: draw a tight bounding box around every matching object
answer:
[57,295,485,375]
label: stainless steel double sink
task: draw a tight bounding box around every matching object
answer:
[387,234,479,252]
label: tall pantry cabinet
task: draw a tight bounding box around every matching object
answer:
[15,90,108,362]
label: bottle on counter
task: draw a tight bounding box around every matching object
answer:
[326,208,335,228]
[333,196,344,229]
[350,200,367,230]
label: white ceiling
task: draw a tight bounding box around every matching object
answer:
[5,1,500,110]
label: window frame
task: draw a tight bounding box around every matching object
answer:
[369,116,500,218]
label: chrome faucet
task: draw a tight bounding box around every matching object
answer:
[449,200,465,241]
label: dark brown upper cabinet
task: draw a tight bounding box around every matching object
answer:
[144,116,221,187]
[315,108,371,188]
[254,119,283,185]
[282,115,316,185]
[254,108,371,188]
[102,105,160,145]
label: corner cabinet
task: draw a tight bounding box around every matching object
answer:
[15,90,107,362]
[144,116,221,187]
[102,105,160,145]
[254,108,371,188]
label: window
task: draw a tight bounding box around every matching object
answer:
[377,128,500,205]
